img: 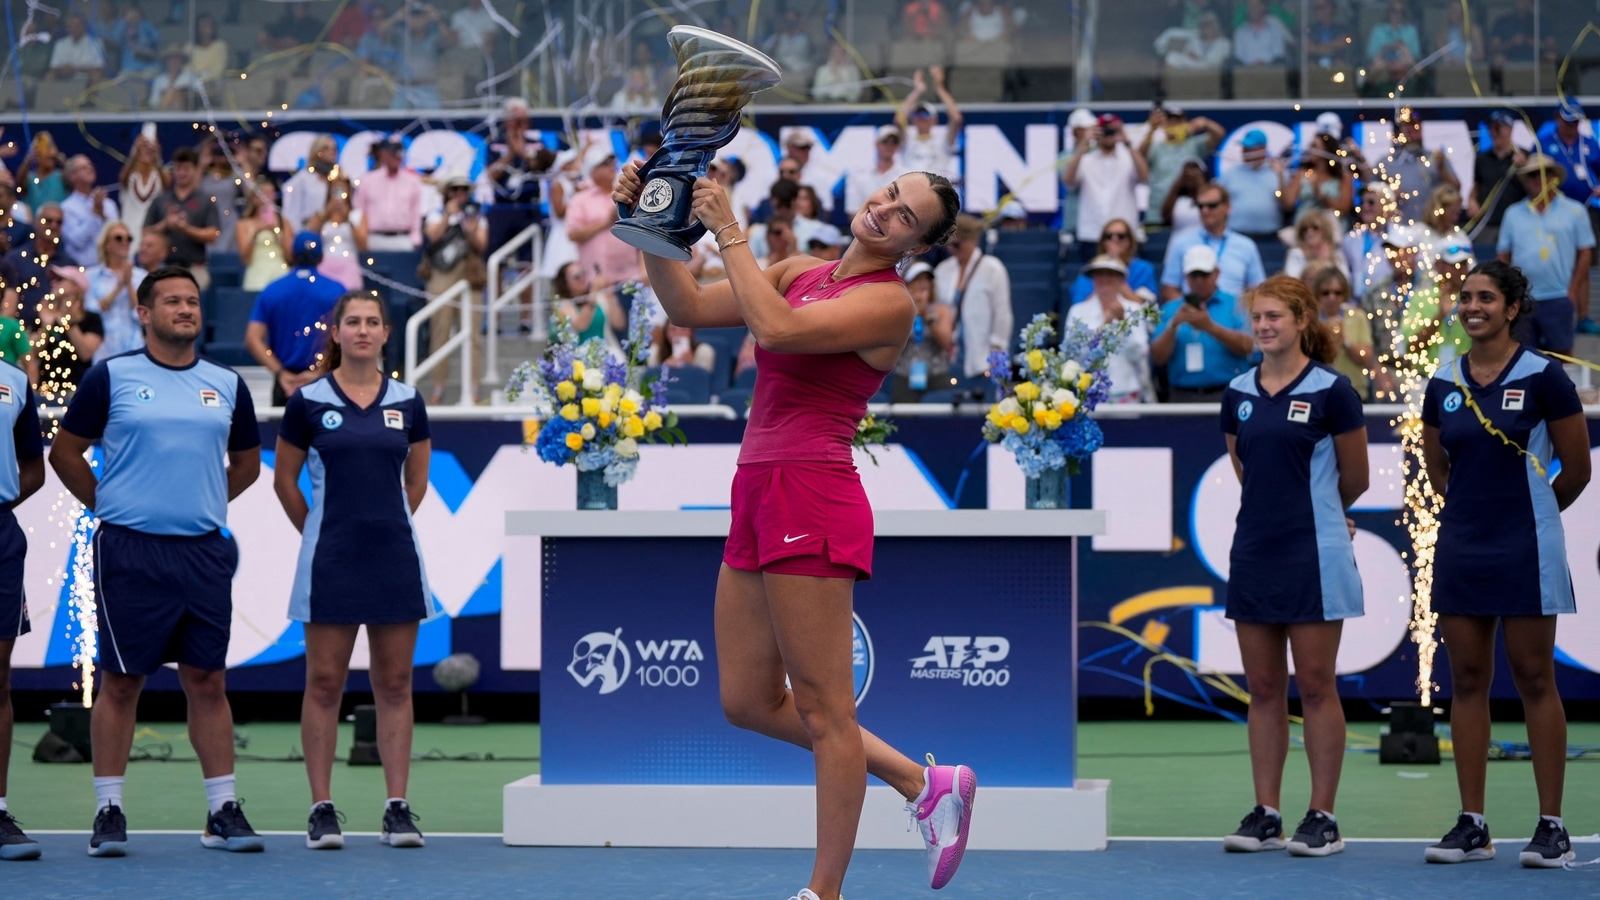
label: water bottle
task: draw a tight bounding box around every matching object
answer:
[909,315,929,392]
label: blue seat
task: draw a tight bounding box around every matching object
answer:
[733,366,758,391]
[205,287,257,367]
[659,364,712,405]
[208,253,243,289]
[717,387,752,415]
[696,326,746,392]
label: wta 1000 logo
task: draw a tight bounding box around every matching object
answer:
[910,636,1012,687]
[569,614,876,706]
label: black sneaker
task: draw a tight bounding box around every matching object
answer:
[306,802,346,850]
[1223,805,1286,852]
[1425,813,1495,863]
[380,800,425,849]
[88,804,128,858]
[202,800,265,852]
[0,810,41,861]
[1286,810,1344,857]
[1519,818,1575,869]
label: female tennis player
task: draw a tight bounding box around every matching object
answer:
[615,161,968,900]
[1220,275,1367,858]
[1420,261,1590,868]
[274,291,436,851]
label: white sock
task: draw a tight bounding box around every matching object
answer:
[0,796,8,812]
[387,797,407,810]
[203,774,236,814]
[93,776,124,812]
[1541,815,1564,829]
[1261,805,1281,819]
[311,801,333,815]
[1464,811,1486,827]
[1315,809,1337,823]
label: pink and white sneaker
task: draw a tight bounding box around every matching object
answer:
[906,754,977,890]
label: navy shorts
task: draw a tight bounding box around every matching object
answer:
[0,510,28,641]
[1515,296,1576,352]
[93,523,238,676]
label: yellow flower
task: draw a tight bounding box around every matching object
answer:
[572,360,586,380]
[555,380,577,401]
[623,415,646,438]
[581,397,601,417]
[564,432,585,451]
[559,403,580,422]
[1057,395,1080,418]
[1014,382,1040,402]
[603,383,623,402]
[580,423,596,441]
[598,411,613,429]
[619,397,640,416]
[1009,416,1031,434]
[986,405,1009,428]
[1077,372,1093,391]
[1033,407,1062,430]
[643,410,663,431]
[1025,349,1046,372]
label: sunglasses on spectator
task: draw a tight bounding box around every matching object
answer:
[1103,231,1131,241]
[38,216,62,224]
[779,168,800,176]
[1196,200,1225,210]
[108,234,131,242]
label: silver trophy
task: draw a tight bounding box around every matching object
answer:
[611,26,782,261]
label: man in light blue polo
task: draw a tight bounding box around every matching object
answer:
[1217,129,1286,236]
[1151,244,1257,401]
[50,266,264,858]
[1161,182,1267,302]
[1497,153,1595,355]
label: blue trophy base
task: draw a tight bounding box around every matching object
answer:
[611,221,694,262]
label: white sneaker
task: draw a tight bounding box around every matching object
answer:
[786,891,822,900]
[906,754,978,890]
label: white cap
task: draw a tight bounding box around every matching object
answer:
[998,200,1026,220]
[903,261,934,282]
[1068,108,1097,130]
[1084,254,1128,277]
[1315,111,1343,139]
[1382,224,1421,249]
[1182,244,1219,274]
[581,147,616,179]
[807,223,847,247]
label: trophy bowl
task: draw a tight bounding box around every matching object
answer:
[611,26,783,261]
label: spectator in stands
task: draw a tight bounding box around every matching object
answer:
[1537,100,1600,208]
[934,214,1012,382]
[1285,209,1347,281]
[806,224,848,261]
[1498,154,1594,355]
[897,68,963,182]
[997,201,1028,230]
[1366,0,1419,84]
[1151,244,1254,401]
[901,0,952,42]
[1281,132,1354,224]
[34,266,101,397]
[309,176,367,291]
[237,175,293,292]
[1070,218,1159,305]
[486,98,554,253]
[149,45,199,110]
[1365,224,1422,398]
[1432,0,1483,65]
[1156,11,1232,71]
[708,157,749,228]
[1416,183,1464,284]
[890,261,953,401]
[540,146,584,279]
[422,174,488,402]
[85,221,146,361]
[550,261,625,351]
[962,0,1017,43]
[1065,114,1147,258]
[566,151,643,286]
[1312,267,1373,400]
[329,0,382,50]
[845,126,910,222]
[145,146,222,290]
[1232,0,1293,68]
[18,133,67,214]
[811,43,864,103]
[48,14,106,82]
[185,14,228,82]
[136,227,168,272]
[0,170,30,252]
[1070,255,1155,403]
[240,134,271,182]
[371,2,459,110]
[61,155,119,267]
[283,136,339,236]
[649,323,716,373]
[1401,240,1474,370]
[794,185,826,245]
[1489,0,1556,70]
[759,216,798,270]
[1056,109,1092,244]
[1342,183,1394,300]
[1382,108,1459,225]
[1469,110,1529,245]
[247,233,346,404]
[89,0,119,44]
[261,1,323,52]
[1303,0,1354,69]
[198,137,241,256]
[1140,105,1224,230]
[1160,182,1266,301]
[608,66,659,113]
[782,132,818,187]
[355,136,424,252]
[751,160,802,226]
[1217,130,1285,236]
[749,181,800,256]
[764,8,816,87]
[1160,158,1209,231]
[451,0,500,72]
[108,3,161,77]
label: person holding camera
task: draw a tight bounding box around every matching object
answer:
[421,173,487,403]
[1151,244,1256,401]
[1140,105,1223,230]
[1064,114,1148,259]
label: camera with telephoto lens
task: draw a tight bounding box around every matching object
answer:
[463,201,481,218]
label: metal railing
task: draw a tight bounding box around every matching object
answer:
[483,223,545,387]
[404,279,475,407]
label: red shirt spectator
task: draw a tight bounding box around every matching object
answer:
[901,0,950,41]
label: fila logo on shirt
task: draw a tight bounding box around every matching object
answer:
[0,384,13,405]
[198,389,220,408]
[1502,389,1526,411]
[384,409,405,430]
[1287,400,1312,423]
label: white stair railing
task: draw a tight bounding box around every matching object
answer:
[483,223,544,387]
[404,279,475,406]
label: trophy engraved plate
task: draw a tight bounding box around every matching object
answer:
[611,26,782,260]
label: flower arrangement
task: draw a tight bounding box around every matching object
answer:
[853,413,897,466]
[982,311,1152,477]
[506,285,686,486]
